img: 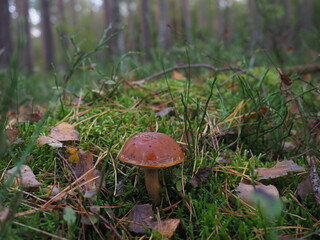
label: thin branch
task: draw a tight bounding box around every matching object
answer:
[132,64,260,85]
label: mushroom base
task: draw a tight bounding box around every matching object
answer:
[143,168,161,204]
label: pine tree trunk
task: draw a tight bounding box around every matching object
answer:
[181,0,192,43]
[0,0,12,69]
[158,0,170,49]
[140,0,152,60]
[16,0,33,74]
[40,0,55,72]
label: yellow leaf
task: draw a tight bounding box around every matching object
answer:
[66,147,79,163]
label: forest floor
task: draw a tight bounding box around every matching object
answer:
[1,62,320,239]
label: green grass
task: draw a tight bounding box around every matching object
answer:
[1,42,319,239]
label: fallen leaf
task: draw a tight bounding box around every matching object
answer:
[156,107,175,118]
[255,160,305,180]
[297,175,314,200]
[235,182,280,206]
[7,105,44,125]
[36,136,63,148]
[49,122,79,142]
[236,183,282,218]
[70,96,83,106]
[128,204,154,234]
[150,219,180,238]
[282,141,297,151]
[189,167,212,188]
[74,151,101,196]
[4,165,41,188]
[172,71,185,80]
[6,129,19,143]
[128,204,180,238]
[66,147,79,163]
[0,207,10,223]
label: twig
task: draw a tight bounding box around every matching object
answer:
[132,64,260,85]
[307,156,320,206]
[57,151,78,179]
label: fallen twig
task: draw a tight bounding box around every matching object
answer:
[307,156,320,206]
[132,64,260,85]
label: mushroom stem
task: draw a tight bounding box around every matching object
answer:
[143,168,160,204]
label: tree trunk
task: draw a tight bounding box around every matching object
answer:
[181,0,192,43]
[127,0,136,51]
[140,0,152,60]
[103,0,124,56]
[158,0,170,49]
[214,0,223,43]
[247,0,260,50]
[0,0,12,69]
[16,0,33,74]
[57,0,69,54]
[40,0,55,72]
[296,0,313,35]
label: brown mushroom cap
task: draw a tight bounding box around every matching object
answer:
[118,132,184,168]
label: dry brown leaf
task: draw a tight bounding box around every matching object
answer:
[7,105,44,125]
[4,165,41,188]
[0,207,10,223]
[128,204,180,238]
[49,122,79,142]
[156,107,175,118]
[255,160,305,180]
[6,128,19,143]
[189,167,212,188]
[235,182,280,206]
[150,219,180,238]
[36,136,63,148]
[172,71,185,80]
[128,204,154,234]
[74,151,101,196]
[297,175,314,200]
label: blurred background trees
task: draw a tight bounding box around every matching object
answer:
[0,0,319,73]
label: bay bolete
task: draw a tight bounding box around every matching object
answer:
[118,132,184,204]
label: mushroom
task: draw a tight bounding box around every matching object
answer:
[118,132,184,204]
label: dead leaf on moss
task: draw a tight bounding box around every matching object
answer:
[74,151,101,196]
[172,71,185,80]
[0,207,10,223]
[6,129,19,143]
[128,204,180,238]
[297,175,314,200]
[156,107,175,118]
[49,122,79,142]
[7,105,44,126]
[255,160,305,180]
[150,218,180,238]
[189,167,212,187]
[66,147,79,163]
[4,165,41,188]
[36,136,63,148]
[128,204,154,233]
[235,182,280,206]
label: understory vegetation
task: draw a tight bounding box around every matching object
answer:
[0,36,319,239]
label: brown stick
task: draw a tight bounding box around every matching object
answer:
[286,62,320,75]
[132,64,260,85]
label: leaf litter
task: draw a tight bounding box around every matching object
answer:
[4,165,41,188]
[255,160,305,180]
[128,204,180,238]
[49,122,79,142]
